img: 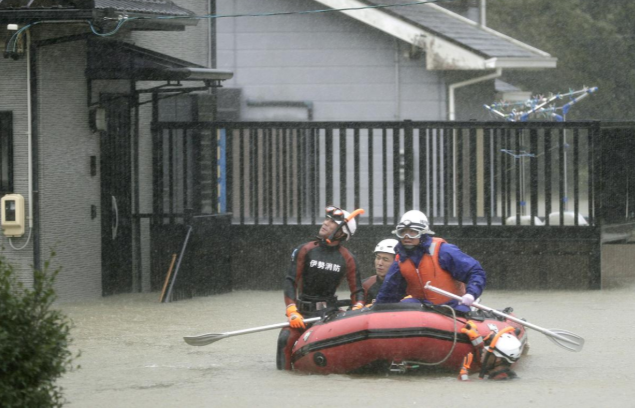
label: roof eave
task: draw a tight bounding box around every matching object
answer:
[99,9,198,27]
[313,0,556,71]
[86,39,234,82]
[0,9,95,23]
[0,8,196,29]
[485,57,558,69]
[172,68,234,82]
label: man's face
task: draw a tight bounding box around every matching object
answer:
[318,218,340,239]
[374,252,395,278]
[398,227,421,247]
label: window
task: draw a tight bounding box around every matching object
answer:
[0,112,14,194]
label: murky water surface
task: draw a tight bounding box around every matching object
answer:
[59,288,635,407]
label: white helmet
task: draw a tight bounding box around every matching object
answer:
[493,333,523,364]
[374,239,398,255]
[392,210,434,237]
[325,206,356,241]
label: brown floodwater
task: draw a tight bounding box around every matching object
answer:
[59,287,635,407]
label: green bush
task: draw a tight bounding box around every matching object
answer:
[0,255,78,407]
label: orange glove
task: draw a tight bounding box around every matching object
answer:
[458,352,473,381]
[461,320,483,347]
[286,304,306,329]
[351,302,364,310]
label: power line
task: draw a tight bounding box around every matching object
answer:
[6,0,450,53]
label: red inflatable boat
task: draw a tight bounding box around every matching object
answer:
[291,302,528,374]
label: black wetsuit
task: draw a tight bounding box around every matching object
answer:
[283,239,364,309]
[278,239,364,370]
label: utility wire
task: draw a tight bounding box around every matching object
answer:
[5,0,449,54]
[112,0,447,21]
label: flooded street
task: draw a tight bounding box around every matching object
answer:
[59,288,635,408]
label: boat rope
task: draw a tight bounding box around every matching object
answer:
[403,304,458,367]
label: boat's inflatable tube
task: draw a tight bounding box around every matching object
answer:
[291,302,527,374]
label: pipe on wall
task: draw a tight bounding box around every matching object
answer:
[6,30,36,255]
[448,67,502,121]
[394,38,401,120]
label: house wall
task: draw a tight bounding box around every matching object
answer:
[216,0,446,121]
[37,40,102,301]
[0,32,35,286]
[215,0,447,218]
[1,3,217,301]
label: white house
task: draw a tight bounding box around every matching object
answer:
[0,0,231,301]
[215,0,555,121]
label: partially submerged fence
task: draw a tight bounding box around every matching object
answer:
[152,121,600,227]
[146,120,632,293]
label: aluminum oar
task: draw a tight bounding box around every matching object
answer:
[424,282,584,352]
[184,317,322,347]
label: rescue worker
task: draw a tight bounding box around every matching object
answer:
[363,239,398,304]
[374,210,486,313]
[459,320,523,380]
[276,206,365,370]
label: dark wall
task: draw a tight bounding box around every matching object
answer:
[151,215,232,301]
[599,127,635,223]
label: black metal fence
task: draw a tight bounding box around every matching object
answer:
[144,120,635,292]
[152,120,601,228]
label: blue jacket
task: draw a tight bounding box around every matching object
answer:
[374,235,486,310]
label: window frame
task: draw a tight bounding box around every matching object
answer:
[0,112,14,195]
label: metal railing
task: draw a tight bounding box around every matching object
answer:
[152,120,600,228]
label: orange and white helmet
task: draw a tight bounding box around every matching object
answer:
[493,333,523,364]
[325,206,356,241]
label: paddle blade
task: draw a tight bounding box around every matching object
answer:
[183,333,225,347]
[547,329,585,352]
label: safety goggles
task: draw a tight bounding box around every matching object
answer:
[394,228,424,239]
[325,206,346,222]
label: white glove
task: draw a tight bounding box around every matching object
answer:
[460,293,475,306]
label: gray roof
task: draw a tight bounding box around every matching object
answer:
[361,0,543,59]
[0,0,193,16]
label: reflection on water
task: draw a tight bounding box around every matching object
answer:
[59,288,635,407]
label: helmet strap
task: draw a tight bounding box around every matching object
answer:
[326,228,346,244]
[326,222,348,244]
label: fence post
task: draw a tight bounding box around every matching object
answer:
[404,120,414,210]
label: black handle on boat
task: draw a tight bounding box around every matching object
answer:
[424,282,584,352]
[183,317,322,347]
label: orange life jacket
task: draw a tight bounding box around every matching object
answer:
[398,237,466,304]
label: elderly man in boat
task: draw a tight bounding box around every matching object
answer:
[374,210,486,314]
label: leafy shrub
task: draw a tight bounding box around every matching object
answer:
[0,255,78,407]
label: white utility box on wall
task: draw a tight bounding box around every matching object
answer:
[1,194,25,237]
